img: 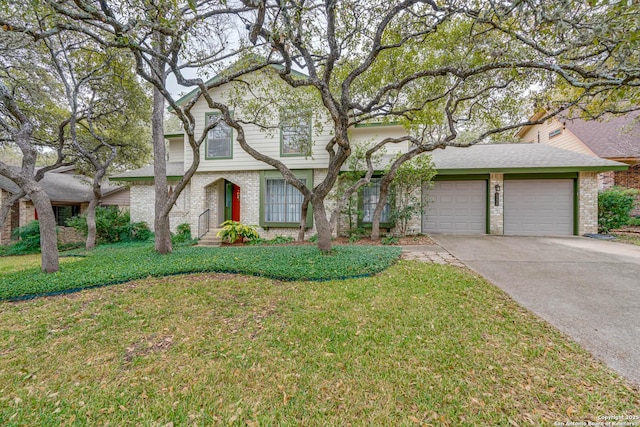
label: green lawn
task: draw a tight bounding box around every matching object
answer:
[0,242,401,300]
[0,253,82,275]
[0,261,637,425]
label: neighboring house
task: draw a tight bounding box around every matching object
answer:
[516,110,640,214]
[113,68,627,238]
[0,166,129,244]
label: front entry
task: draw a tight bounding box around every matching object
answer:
[224,181,240,222]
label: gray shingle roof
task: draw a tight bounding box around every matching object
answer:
[111,162,185,180]
[0,168,126,203]
[112,145,626,179]
[429,143,628,173]
[561,111,640,159]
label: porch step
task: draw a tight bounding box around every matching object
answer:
[197,228,223,247]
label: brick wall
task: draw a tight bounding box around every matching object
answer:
[598,171,615,190]
[58,227,84,245]
[578,172,598,235]
[19,200,35,227]
[130,170,332,241]
[613,164,640,216]
[129,181,191,233]
[0,190,12,244]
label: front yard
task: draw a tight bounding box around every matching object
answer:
[1,259,638,425]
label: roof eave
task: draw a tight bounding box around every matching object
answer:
[435,165,629,175]
[110,175,184,182]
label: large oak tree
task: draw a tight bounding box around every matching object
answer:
[8,0,639,253]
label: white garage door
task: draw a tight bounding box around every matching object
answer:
[422,180,486,234]
[504,179,574,236]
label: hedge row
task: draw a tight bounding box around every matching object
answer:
[0,243,402,301]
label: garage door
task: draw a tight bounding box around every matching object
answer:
[422,180,486,234]
[504,179,574,236]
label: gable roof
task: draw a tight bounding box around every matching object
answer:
[0,168,126,203]
[172,63,307,109]
[429,144,628,175]
[561,111,640,159]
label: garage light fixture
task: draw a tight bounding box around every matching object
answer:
[494,184,500,207]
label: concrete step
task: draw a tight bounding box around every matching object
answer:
[197,228,223,247]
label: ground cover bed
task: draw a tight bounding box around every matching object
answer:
[0,261,637,425]
[0,243,401,301]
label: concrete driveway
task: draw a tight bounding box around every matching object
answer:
[431,235,640,386]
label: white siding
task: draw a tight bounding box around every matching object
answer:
[518,119,597,157]
[168,138,184,162]
[179,71,409,173]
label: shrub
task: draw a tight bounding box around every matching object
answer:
[269,235,295,245]
[626,216,640,227]
[381,235,399,245]
[129,221,152,241]
[9,221,42,254]
[67,206,132,243]
[348,227,367,243]
[246,237,268,246]
[171,223,192,243]
[598,187,639,233]
[217,220,260,243]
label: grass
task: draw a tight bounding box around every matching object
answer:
[612,233,640,246]
[0,253,83,275]
[0,261,637,425]
[0,242,401,301]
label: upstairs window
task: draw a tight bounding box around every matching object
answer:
[280,111,312,156]
[548,128,562,139]
[206,113,232,159]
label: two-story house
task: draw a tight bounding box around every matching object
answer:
[114,69,628,238]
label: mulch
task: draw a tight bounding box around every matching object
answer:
[222,234,436,247]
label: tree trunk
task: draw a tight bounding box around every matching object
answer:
[370,178,392,241]
[85,196,98,250]
[30,188,59,273]
[151,45,172,254]
[297,196,310,241]
[312,198,332,252]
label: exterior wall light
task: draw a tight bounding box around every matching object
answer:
[494,184,501,206]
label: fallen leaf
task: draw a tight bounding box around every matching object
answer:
[408,415,421,423]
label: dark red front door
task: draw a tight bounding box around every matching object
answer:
[232,184,240,221]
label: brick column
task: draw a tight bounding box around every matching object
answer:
[578,172,598,235]
[489,173,504,235]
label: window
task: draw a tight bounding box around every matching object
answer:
[264,178,305,223]
[206,113,232,159]
[548,128,562,139]
[280,111,312,156]
[53,205,80,226]
[361,178,391,224]
[260,170,314,227]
